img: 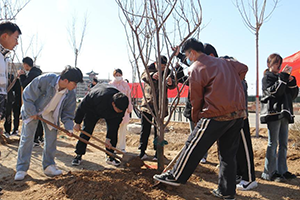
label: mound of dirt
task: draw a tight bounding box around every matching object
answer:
[1,119,300,200]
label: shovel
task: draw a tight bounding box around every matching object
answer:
[37,116,122,161]
[78,128,154,169]
[79,128,138,162]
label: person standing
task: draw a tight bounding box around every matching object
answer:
[260,53,298,182]
[0,22,21,124]
[89,78,98,89]
[72,84,129,166]
[109,69,132,152]
[14,66,83,181]
[18,57,43,146]
[4,73,21,138]
[0,21,21,194]
[173,43,219,164]
[138,56,175,160]
[154,38,248,200]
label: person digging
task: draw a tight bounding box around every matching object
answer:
[72,84,129,167]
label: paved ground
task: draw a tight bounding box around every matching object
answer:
[131,109,300,129]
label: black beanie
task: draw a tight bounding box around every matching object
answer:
[113,92,129,111]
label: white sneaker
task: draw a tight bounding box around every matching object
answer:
[14,171,27,181]
[44,165,62,176]
[236,180,258,191]
[200,158,207,164]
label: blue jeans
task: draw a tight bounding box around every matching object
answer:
[16,119,58,172]
[262,118,289,179]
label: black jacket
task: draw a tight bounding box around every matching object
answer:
[175,53,192,119]
[7,74,21,106]
[74,84,126,139]
[260,71,299,124]
[19,67,42,88]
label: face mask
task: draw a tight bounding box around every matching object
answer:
[115,76,123,81]
[186,58,194,66]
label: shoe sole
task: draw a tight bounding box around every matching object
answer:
[212,190,235,200]
[44,172,62,177]
[106,161,120,167]
[71,160,81,166]
[237,182,258,191]
[153,176,180,186]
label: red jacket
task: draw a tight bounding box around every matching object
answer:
[190,54,248,122]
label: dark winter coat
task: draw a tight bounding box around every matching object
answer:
[260,71,299,124]
[74,84,126,139]
[19,67,42,88]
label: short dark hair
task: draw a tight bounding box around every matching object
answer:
[60,65,83,83]
[93,78,98,83]
[204,43,218,57]
[113,68,123,76]
[0,21,22,36]
[22,57,33,67]
[113,92,129,111]
[181,38,204,53]
[160,55,167,65]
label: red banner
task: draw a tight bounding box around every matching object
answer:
[128,83,189,98]
[281,51,300,86]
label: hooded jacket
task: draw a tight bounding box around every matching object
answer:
[260,70,298,123]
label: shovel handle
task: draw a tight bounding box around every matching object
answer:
[163,146,185,172]
[79,129,124,155]
[37,116,122,160]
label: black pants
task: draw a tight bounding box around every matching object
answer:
[236,118,256,182]
[34,120,44,142]
[138,112,157,153]
[4,99,21,133]
[75,117,118,157]
[171,118,243,196]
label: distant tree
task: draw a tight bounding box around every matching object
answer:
[116,0,202,171]
[0,0,31,21]
[67,12,88,68]
[0,0,32,92]
[235,0,279,137]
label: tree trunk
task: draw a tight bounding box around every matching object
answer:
[255,30,260,137]
[157,124,164,171]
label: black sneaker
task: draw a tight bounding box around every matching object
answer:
[106,157,121,167]
[271,173,286,182]
[33,140,40,147]
[39,138,44,145]
[282,171,297,179]
[3,132,10,139]
[236,175,242,184]
[153,170,180,186]
[212,189,235,200]
[72,155,82,166]
[11,130,19,136]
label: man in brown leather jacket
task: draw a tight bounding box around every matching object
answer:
[154,38,248,200]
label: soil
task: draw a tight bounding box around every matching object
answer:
[0,119,300,200]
